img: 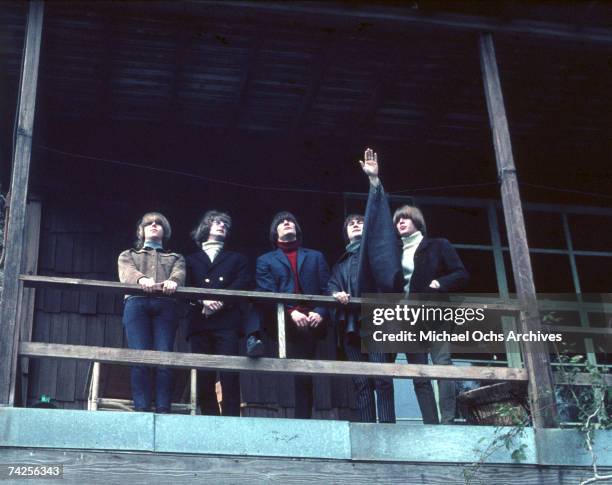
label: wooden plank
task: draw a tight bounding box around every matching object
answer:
[54,233,74,273]
[38,232,55,270]
[480,32,557,428]
[18,342,530,382]
[19,275,522,311]
[65,313,85,402]
[104,314,124,348]
[18,199,42,406]
[199,1,612,45]
[73,233,94,273]
[42,287,62,313]
[78,273,98,314]
[1,447,609,484]
[27,311,50,404]
[0,0,44,407]
[75,315,94,401]
[38,314,61,399]
[55,314,75,402]
[97,289,116,314]
[61,289,80,313]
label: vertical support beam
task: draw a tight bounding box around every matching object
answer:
[487,203,522,368]
[0,1,44,407]
[18,198,42,406]
[88,362,100,411]
[277,303,286,359]
[479,33,557,428]
[190,368,197,416]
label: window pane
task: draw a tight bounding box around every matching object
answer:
[503,252,575,294]
[575,256,612,293]
[420,205,490,245]
[569,214,612,252]
[457,249,499,293]
[525,211,565,249]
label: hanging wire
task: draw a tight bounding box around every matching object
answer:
[36,145,612,202]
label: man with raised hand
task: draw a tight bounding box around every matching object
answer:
[360,148,469,424]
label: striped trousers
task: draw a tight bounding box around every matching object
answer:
[343,333,396,423]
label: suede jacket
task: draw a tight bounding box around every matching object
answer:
[118,247,186,286]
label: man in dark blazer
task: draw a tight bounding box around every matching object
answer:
[186,210,251,416]
[254,211,330,419]
[359,148,469,424]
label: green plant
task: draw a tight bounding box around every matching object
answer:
[463,402,529,485]
[556,353,612,485]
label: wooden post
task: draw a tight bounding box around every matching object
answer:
[89,362,100,411]
[190,368,197,416]
[479,32,557,428]
[0,1,44,407]
[17,198,42,406]
[277,303,286,358]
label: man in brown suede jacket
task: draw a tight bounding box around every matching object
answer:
[118,212,185,413]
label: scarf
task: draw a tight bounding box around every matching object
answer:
[201,240,224,262]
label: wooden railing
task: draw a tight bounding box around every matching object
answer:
[16,275,612,415]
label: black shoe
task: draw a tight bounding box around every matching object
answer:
[246,335,264,357]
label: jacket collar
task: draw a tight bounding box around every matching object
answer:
[131,247,174,255]
[274,246,306,273]
[197,247,227,268]
[397,236,429,255]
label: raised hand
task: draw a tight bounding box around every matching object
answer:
[358,147,380,185]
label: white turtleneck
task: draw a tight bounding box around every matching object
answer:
[401,231,423,293]
[201,240,224,262]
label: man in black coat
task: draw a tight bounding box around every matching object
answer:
[329,214,396,423]
[186,210,251,416]
[359,148,469,424]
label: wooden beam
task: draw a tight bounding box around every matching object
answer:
[17,198,42,406]
[19,342,529,382]
[0,1,44,407]
[198,1,612,45]
[19,274,522,311]
[479,33,557,428]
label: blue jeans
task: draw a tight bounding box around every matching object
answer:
[122,297,177,412]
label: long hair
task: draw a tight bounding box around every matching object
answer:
[392,205,427,236]
[269,211,302,247]
[191,210,232,246]
[135,212,171,249]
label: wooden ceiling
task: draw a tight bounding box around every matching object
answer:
[1,1,611,208]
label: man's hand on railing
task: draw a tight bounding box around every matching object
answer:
[138,277,160,293]
[333,291,350,305]
[307,312,323,328]
[162,280,178,295]
[291,309,310,327]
